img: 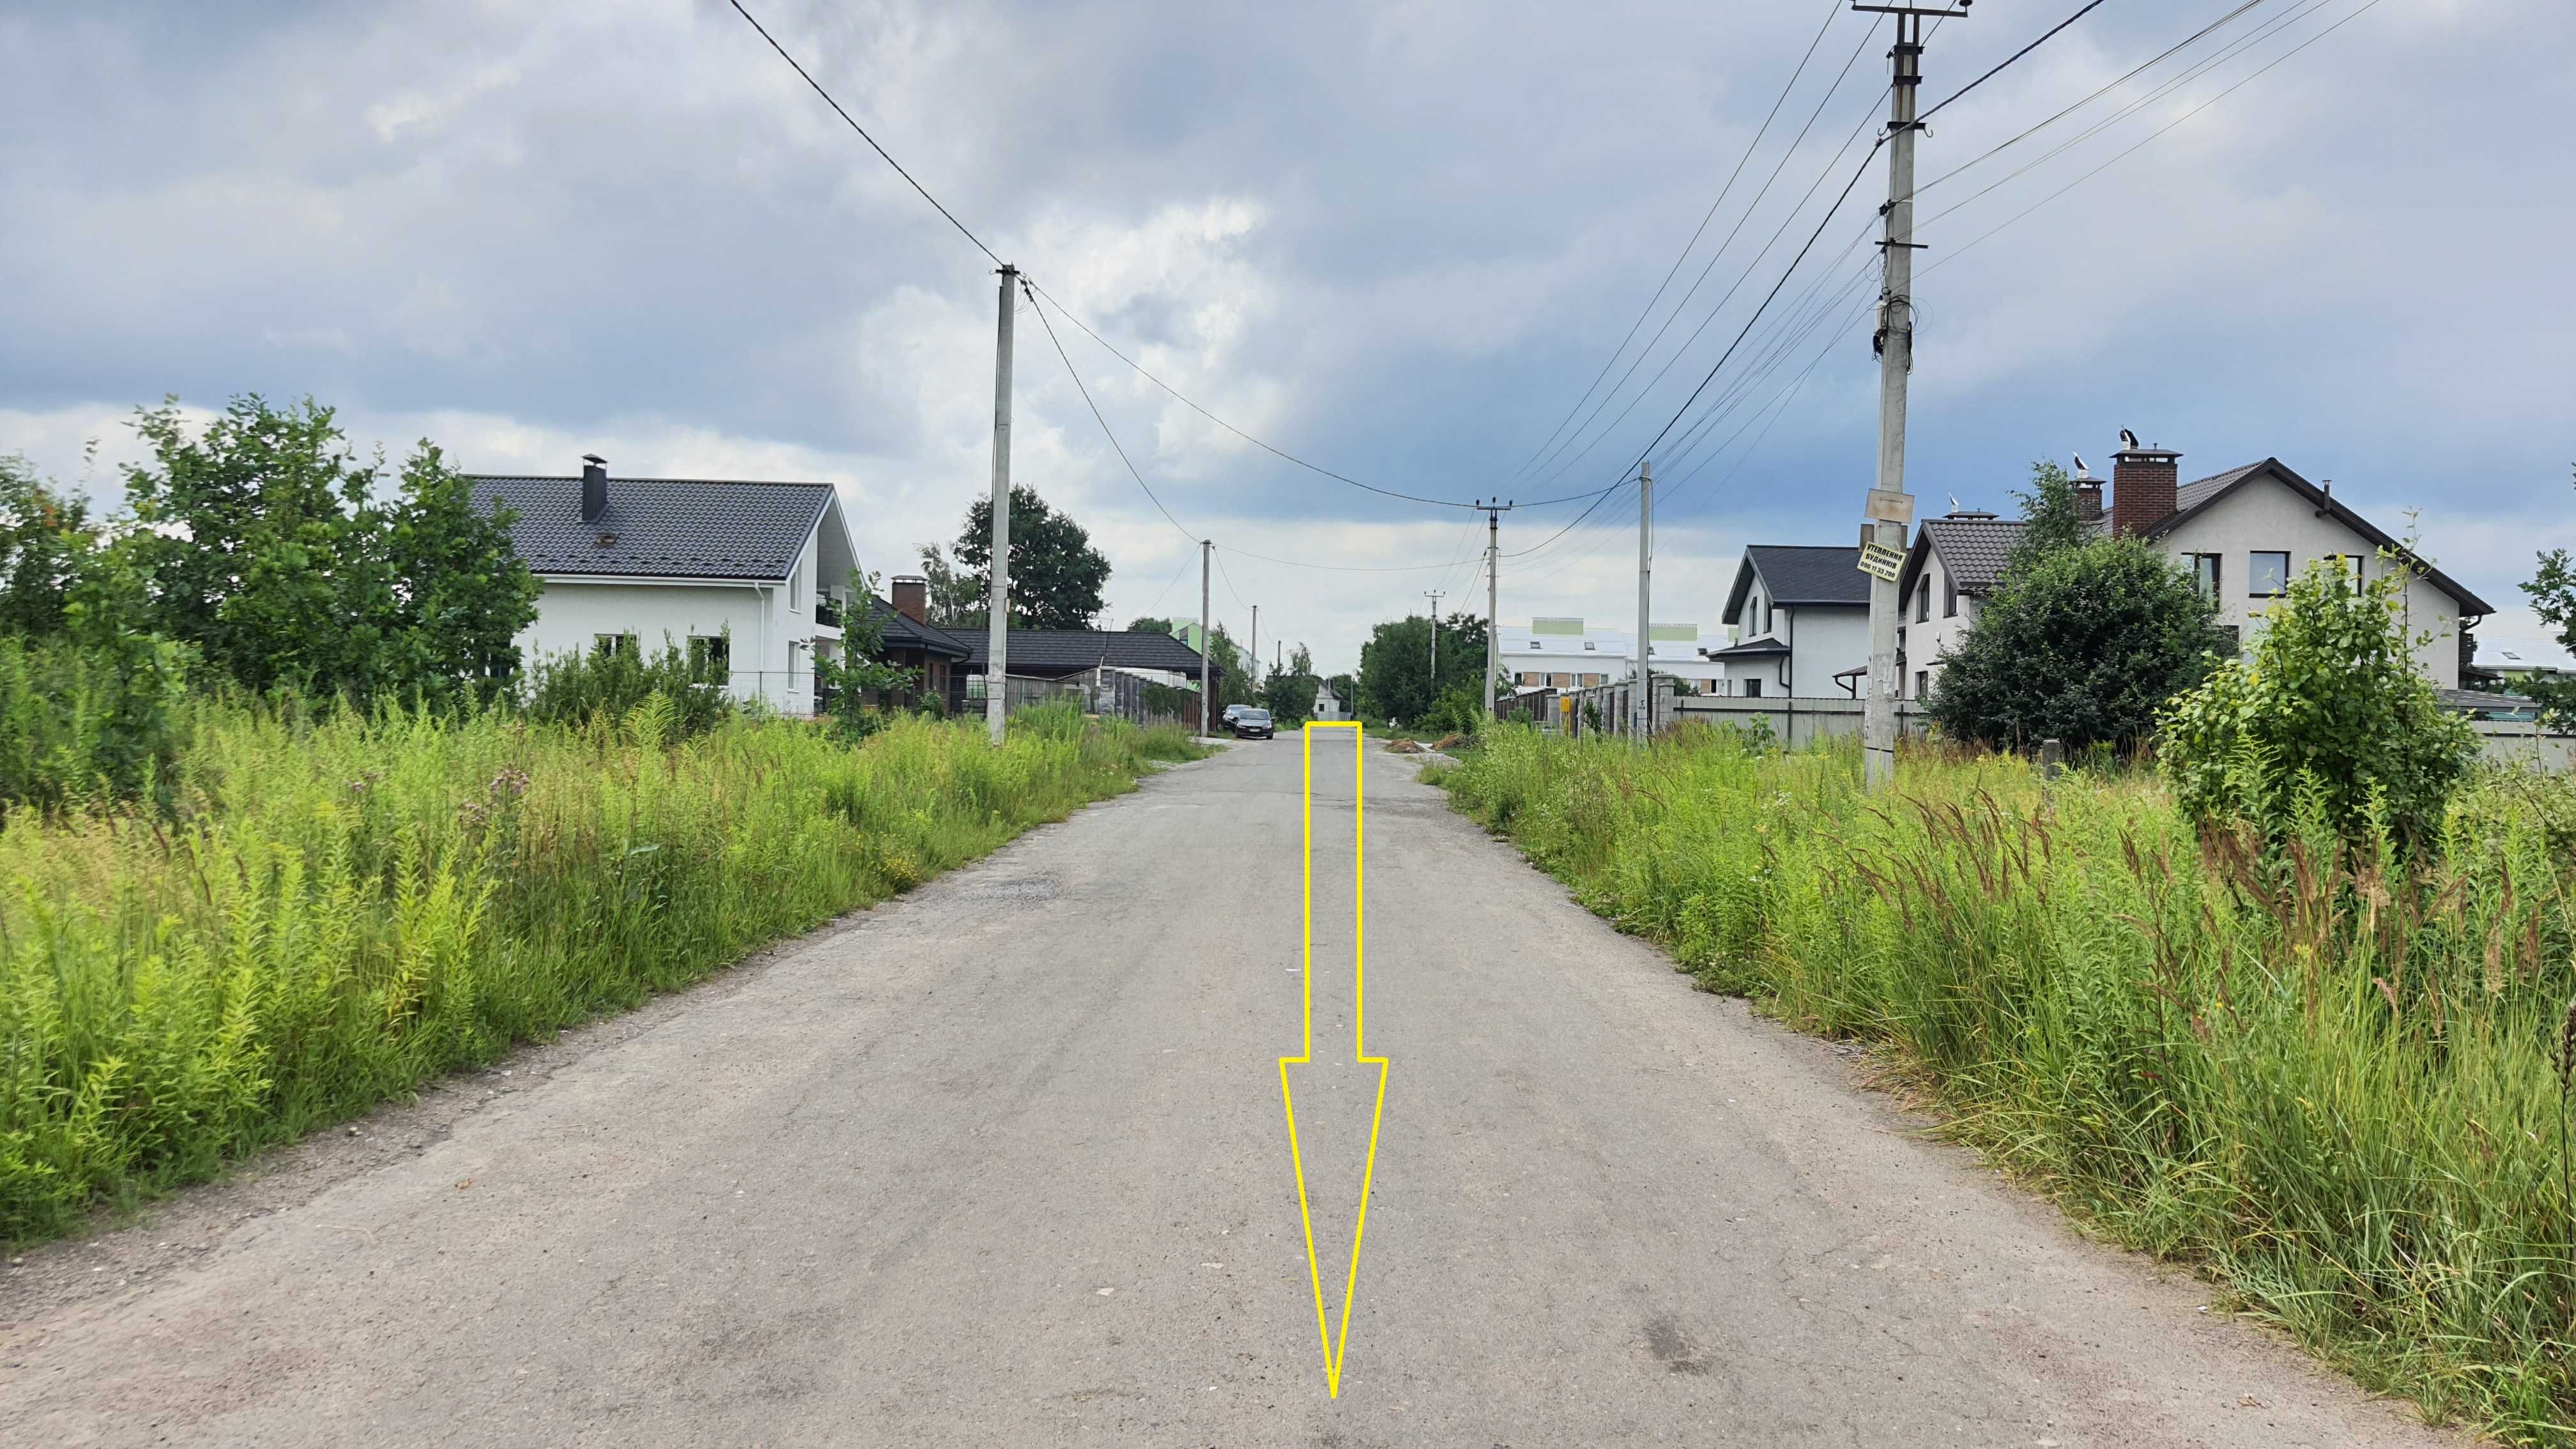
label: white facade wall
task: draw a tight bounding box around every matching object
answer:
[1719,579,1869,698]
[2152,481,2460,689]
[514,532,843,714]
[1500,622,1724,693]
[1901,548,1979,697]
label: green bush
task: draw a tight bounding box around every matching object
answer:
[2161,556,2476,851]
[0,632,189,812]
[1929,533,2232,751]
[1439,724,2576,1442]
[520,635,735,739]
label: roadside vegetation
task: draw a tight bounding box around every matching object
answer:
[0,401,1206,1245]
[0,694,1199,1243]
[1432,539,2576,1443]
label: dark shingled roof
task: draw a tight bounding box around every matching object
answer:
[862,599,971,659]
[1914,514,2031,595]
[471,474,832,581]
[1706,638,1790,659]
[1722,544,1867,621]
[959,629,1222,680]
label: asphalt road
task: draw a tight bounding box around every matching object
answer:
[3,737,2467,1446]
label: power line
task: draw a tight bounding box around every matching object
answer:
[1916,0,2276,198]
[1506,18,1886,497]
[1022,283,1200,547]
[1917,0,2113,125]
[1498,0,1848,487]
[1919,0,2387,277]
[723,0,1002,267]
[724,0,1521,516]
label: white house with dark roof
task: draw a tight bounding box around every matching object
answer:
[471,456,860,714]
[1715,545,1871,697]
[1894,441,2497,698]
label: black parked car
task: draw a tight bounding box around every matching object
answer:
[1230,707,1275,740]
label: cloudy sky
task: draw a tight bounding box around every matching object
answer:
[4,0,2568,673]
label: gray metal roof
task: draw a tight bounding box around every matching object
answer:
[863,599,972,659]
[960,629,1222,680]
[1722,545,1868,621]
[471,474,833,581]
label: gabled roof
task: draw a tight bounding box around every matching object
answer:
[471,474,834,581]
[1896,514,2030,602]
[863,599,971,659]
[1722,544,1868,622]
[960,629,1223,680]
[1706,638,1790,659]
[2138,458,2496,616]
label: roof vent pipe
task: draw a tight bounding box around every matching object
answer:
[580,454,608,523]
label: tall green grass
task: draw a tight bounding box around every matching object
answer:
[0,698,1200,1243]
[1437,724,2576,1444]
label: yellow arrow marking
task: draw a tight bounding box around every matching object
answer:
[1280,719,1388,1399]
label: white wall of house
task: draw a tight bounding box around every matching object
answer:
[1721,585,1869,698]
[2153,480,2460,688]
[1501,620,1723,693]
[1901,549,1979,698]
[513,532,845,714]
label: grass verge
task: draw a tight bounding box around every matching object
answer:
[1435,723,2576,1445]
[0,700,1202,1245]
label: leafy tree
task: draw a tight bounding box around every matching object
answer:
[1263,643,1319,724]
[951,484,1111,629]
[917,542,986,628]
[116,396,536,706]
[0,455,99,637]
[1357,611,1489,724]
[2007,458,2094,568]
[815,570,921,738]
[2522,464,2576,726]
[1126,616,1174,636]
[1928,534,2230,751]
[2161,556,2476,852]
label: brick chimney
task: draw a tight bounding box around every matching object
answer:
[2110,438,2180,537]
[889,575,928,623]
[2070,457,2104,521]
[579,453,608,524]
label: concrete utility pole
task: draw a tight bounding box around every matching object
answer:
[1632,459,1653,742]
[1250,604,1259,700]
[983,264,1018,744]
[1478,500,1514,717]
[1423,590,1445,693]
[1857,2,1963,788]
[1199,539,1213,734]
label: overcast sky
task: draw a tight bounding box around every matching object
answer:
[4,0,2568,673]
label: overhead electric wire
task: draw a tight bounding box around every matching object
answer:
[1497,0,1847,487]
[1507,17,1885,496]
[1914,0,2328,233]
[1916,0,2274,197]
[1918,0,2386,277]
[1916,0,2114,125]
[725,0,1519,516]
[724,0,1002,267]
[1023,283,1200,548]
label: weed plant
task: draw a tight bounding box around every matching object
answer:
[0,698,1199,1243]
[1440,722,2576,1444]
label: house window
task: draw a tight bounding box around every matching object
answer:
[2327,553,2365,590]
[1743,677,1762,698]
[1583,641,1597,650]
[1943,572,1958,618]
[2189,553,2222,600]
[688,635,730,671]
[593,632,638,657]
[1517,671,1543,686]
[1914,579,1929,623]
[1913,670,1928,700]
[2250,551,2290,597]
